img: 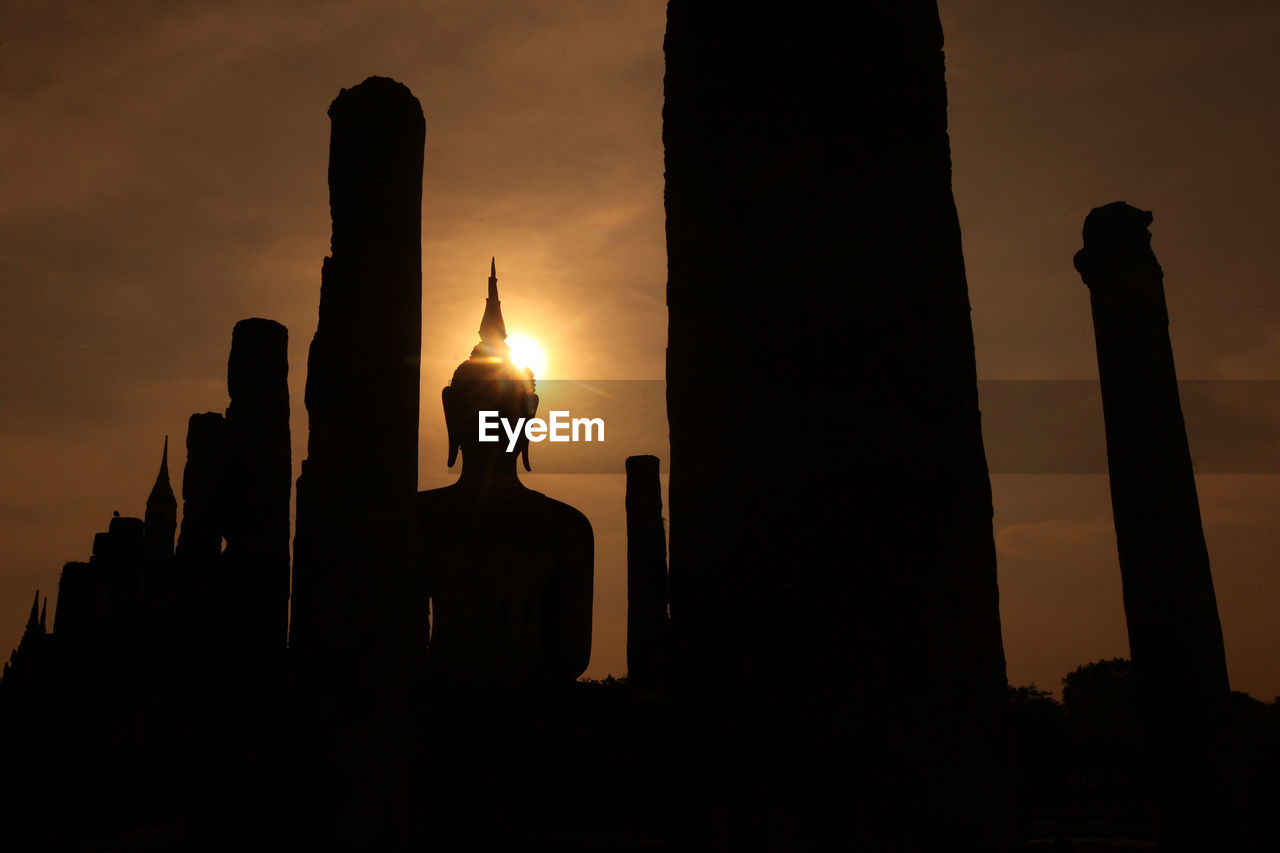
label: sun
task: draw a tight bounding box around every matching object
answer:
[506,334,547,378]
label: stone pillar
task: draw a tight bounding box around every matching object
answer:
[94,516,146,656]
[223,318,291,652]
[290,76,425,673]
[1073,201,1232,849]
[176,412,226,565]
[664,2,1013,847]
[625,455,669,689]
[288,76,424,850]
[53,562,93,648]
[175,412,225,661]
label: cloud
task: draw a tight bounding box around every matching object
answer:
[995,516,1116,564]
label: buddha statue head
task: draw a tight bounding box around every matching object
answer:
[442,259,539,474]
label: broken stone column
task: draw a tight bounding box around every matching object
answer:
[625,455,669,690]
[176,412,226,566]
[52,561,95,650]
[288,76,424,850]
[175,412,225,660]
[1073,201,1232,849]
[664,2,1013,847]
[90,515,146,657]
[290,77,424,671]
[223,318,291,651]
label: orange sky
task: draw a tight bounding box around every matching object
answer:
[2,1,1278,698]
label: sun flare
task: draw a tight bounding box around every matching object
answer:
[506,334,547,378]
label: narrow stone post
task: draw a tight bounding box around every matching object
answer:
[174,411,225,660]
[223,318,291,651]
[625,455,669,689]
[175,412,225,566]
[1074,201,1233,849]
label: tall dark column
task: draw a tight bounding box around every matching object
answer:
[625,455,669,690]
[53,562,93,650]
[176,412,226,566]
[288,76,424,849]
[1073,201,1232,849]
[664,3,1013,847]
[290,76,425,671]
[175,412,225,656]
[223,318,291,651]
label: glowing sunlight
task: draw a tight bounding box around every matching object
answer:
[507,333,547,377]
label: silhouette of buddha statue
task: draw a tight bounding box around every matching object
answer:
[418,259,593,684]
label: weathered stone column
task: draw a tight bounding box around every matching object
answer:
[175,412,225,660]
[1073,201,1232,849]
[223,318,291,652]
[290,76,424,672]
[288,76,424,850]
[175,412,225,566]
[625,455,669,690]
[664,3,1013,847]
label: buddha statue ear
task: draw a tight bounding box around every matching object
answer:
[442,386,460,468]
[521,392,539,472]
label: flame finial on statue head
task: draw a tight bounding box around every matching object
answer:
[475,257,508,359]
[445,258,537,471]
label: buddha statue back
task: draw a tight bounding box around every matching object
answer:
[417,259,593,684]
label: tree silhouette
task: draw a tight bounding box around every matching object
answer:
[1062,658,1145,801]
[1007,684,1067,803]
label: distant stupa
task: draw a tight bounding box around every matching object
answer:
[143,437,176,560]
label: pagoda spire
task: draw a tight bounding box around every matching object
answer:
[477,257,508,353]
[26,591,39,628]
[39,597,47,630]
[147,437,176,510]
[144,435,178,560]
